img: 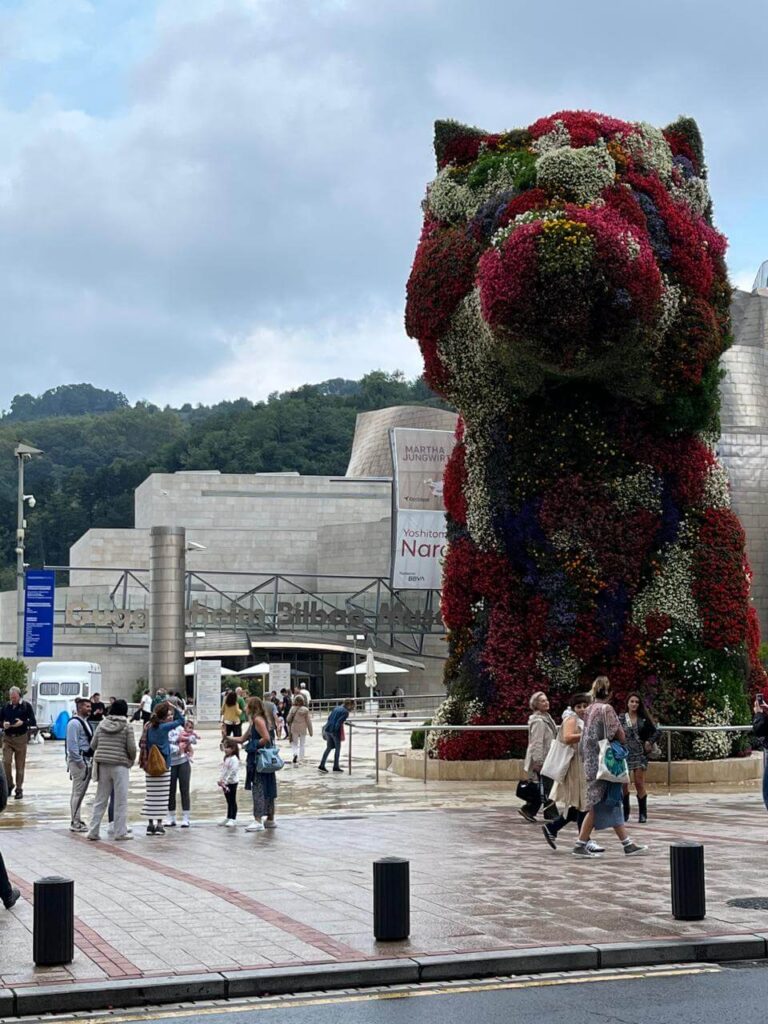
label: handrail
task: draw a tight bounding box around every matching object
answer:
[344,720,759,787]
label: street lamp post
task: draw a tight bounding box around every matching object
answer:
[346,632,365,703]
[14,444,43,661]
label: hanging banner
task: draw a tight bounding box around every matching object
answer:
[390,428,455,590]
[23,570,56,658]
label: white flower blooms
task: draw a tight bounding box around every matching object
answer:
[536,648,581,687]
[535,141,616,204]
[632,522,702,634]
[619,123,674,181]
[610,466,663,514]
[657,276,682,340]
[670,175,711,218]
[691,698,733,760]
[701,462,731,510]
[531,119,571,154]
[491,208,565,250]
[425,168,475,223]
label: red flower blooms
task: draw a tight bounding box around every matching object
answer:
[693,509,750,649]
[443,441,468,526]
[405,226,480,342]
[528,110,632,147]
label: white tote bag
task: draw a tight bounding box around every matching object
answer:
[540,725,575,782]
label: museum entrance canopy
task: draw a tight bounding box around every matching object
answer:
[46,566,444,659]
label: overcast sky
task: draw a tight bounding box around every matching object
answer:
[0,0,766,410]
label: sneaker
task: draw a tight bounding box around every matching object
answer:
[572,844,601,858]
[542,824,557,851]
[518,808,536,824]
[146,823,156,836]
[114,833,134,842]
[164,818,177,827]
[155,824,166,836]
[586,840,605,854]
[245,820,265,832]
[623,842,648,856]
[70,822,88,833]
[225,819,237,829]
[317,765,328,773]
[264,820,278,829]
[332,767,344,773]
[2,888,20,910]
[107,824,115,837]
[87,833,100,842]
[218,818,229,826]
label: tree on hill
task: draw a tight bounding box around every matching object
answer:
[2,384,129,422]
[0,371,451,580]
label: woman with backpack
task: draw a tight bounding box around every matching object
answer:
[140,700,183,836]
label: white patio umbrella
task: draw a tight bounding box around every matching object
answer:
[365,646,377,691]
[336,659,408,675]
[183,662,237,677]
[237,662,271,676]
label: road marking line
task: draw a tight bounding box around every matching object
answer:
[56,965,720,1022]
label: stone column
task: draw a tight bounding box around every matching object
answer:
[149,526,186,694]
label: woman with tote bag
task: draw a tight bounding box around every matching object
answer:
[571,677,647,859]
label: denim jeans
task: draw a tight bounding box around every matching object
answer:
[320,733,342,770]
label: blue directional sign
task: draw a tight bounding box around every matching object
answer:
[23,570,55,658]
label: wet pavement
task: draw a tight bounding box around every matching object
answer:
[1,724,767,991]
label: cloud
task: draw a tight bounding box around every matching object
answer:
[0,0,767,408]
[150,308,422,407]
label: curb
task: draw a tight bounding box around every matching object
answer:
[3,933,768,1017]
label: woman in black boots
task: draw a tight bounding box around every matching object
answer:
[620,693,660,823]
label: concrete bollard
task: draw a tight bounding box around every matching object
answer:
[34,877,74,966]
[670,842,705,921]
[373,857,410,941]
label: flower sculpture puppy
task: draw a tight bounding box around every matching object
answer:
[405,111,765,759]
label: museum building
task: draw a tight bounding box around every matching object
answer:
[2,280,768,700]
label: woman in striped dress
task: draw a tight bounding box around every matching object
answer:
[140,701,183,836]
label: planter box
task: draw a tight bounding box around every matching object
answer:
[383,749,762,784]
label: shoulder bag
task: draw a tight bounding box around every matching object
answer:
[256,745,284,773]
[540,723,575,782]
[596,706,630,783]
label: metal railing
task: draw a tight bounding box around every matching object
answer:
[309,692,444,716]
[344,720,760,787]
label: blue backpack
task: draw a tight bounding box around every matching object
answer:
[52,710,70,741]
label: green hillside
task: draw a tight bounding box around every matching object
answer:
[0,375,447,586]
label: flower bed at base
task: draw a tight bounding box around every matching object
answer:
[404,109,766,755]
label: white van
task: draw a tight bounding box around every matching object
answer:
[31,662,102,737]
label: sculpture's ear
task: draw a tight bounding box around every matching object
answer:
[434,119,487,170]
[664,116,705,174]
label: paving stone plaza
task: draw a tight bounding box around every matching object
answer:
[1,724,767,994]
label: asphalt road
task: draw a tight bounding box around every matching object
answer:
[18,962,768,1024]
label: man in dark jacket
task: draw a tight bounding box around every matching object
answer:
[317,701,354,773]
[1,686,37,799]
[0,765,20,910]
[753,696,768,811]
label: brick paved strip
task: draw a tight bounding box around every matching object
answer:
[7,872,142,980]
[76,839,364,961]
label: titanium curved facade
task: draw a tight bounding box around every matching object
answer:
[719,287,768,632]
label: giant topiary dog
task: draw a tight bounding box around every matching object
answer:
[405,110,765,759]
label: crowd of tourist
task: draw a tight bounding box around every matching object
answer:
[520,676,661,859]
